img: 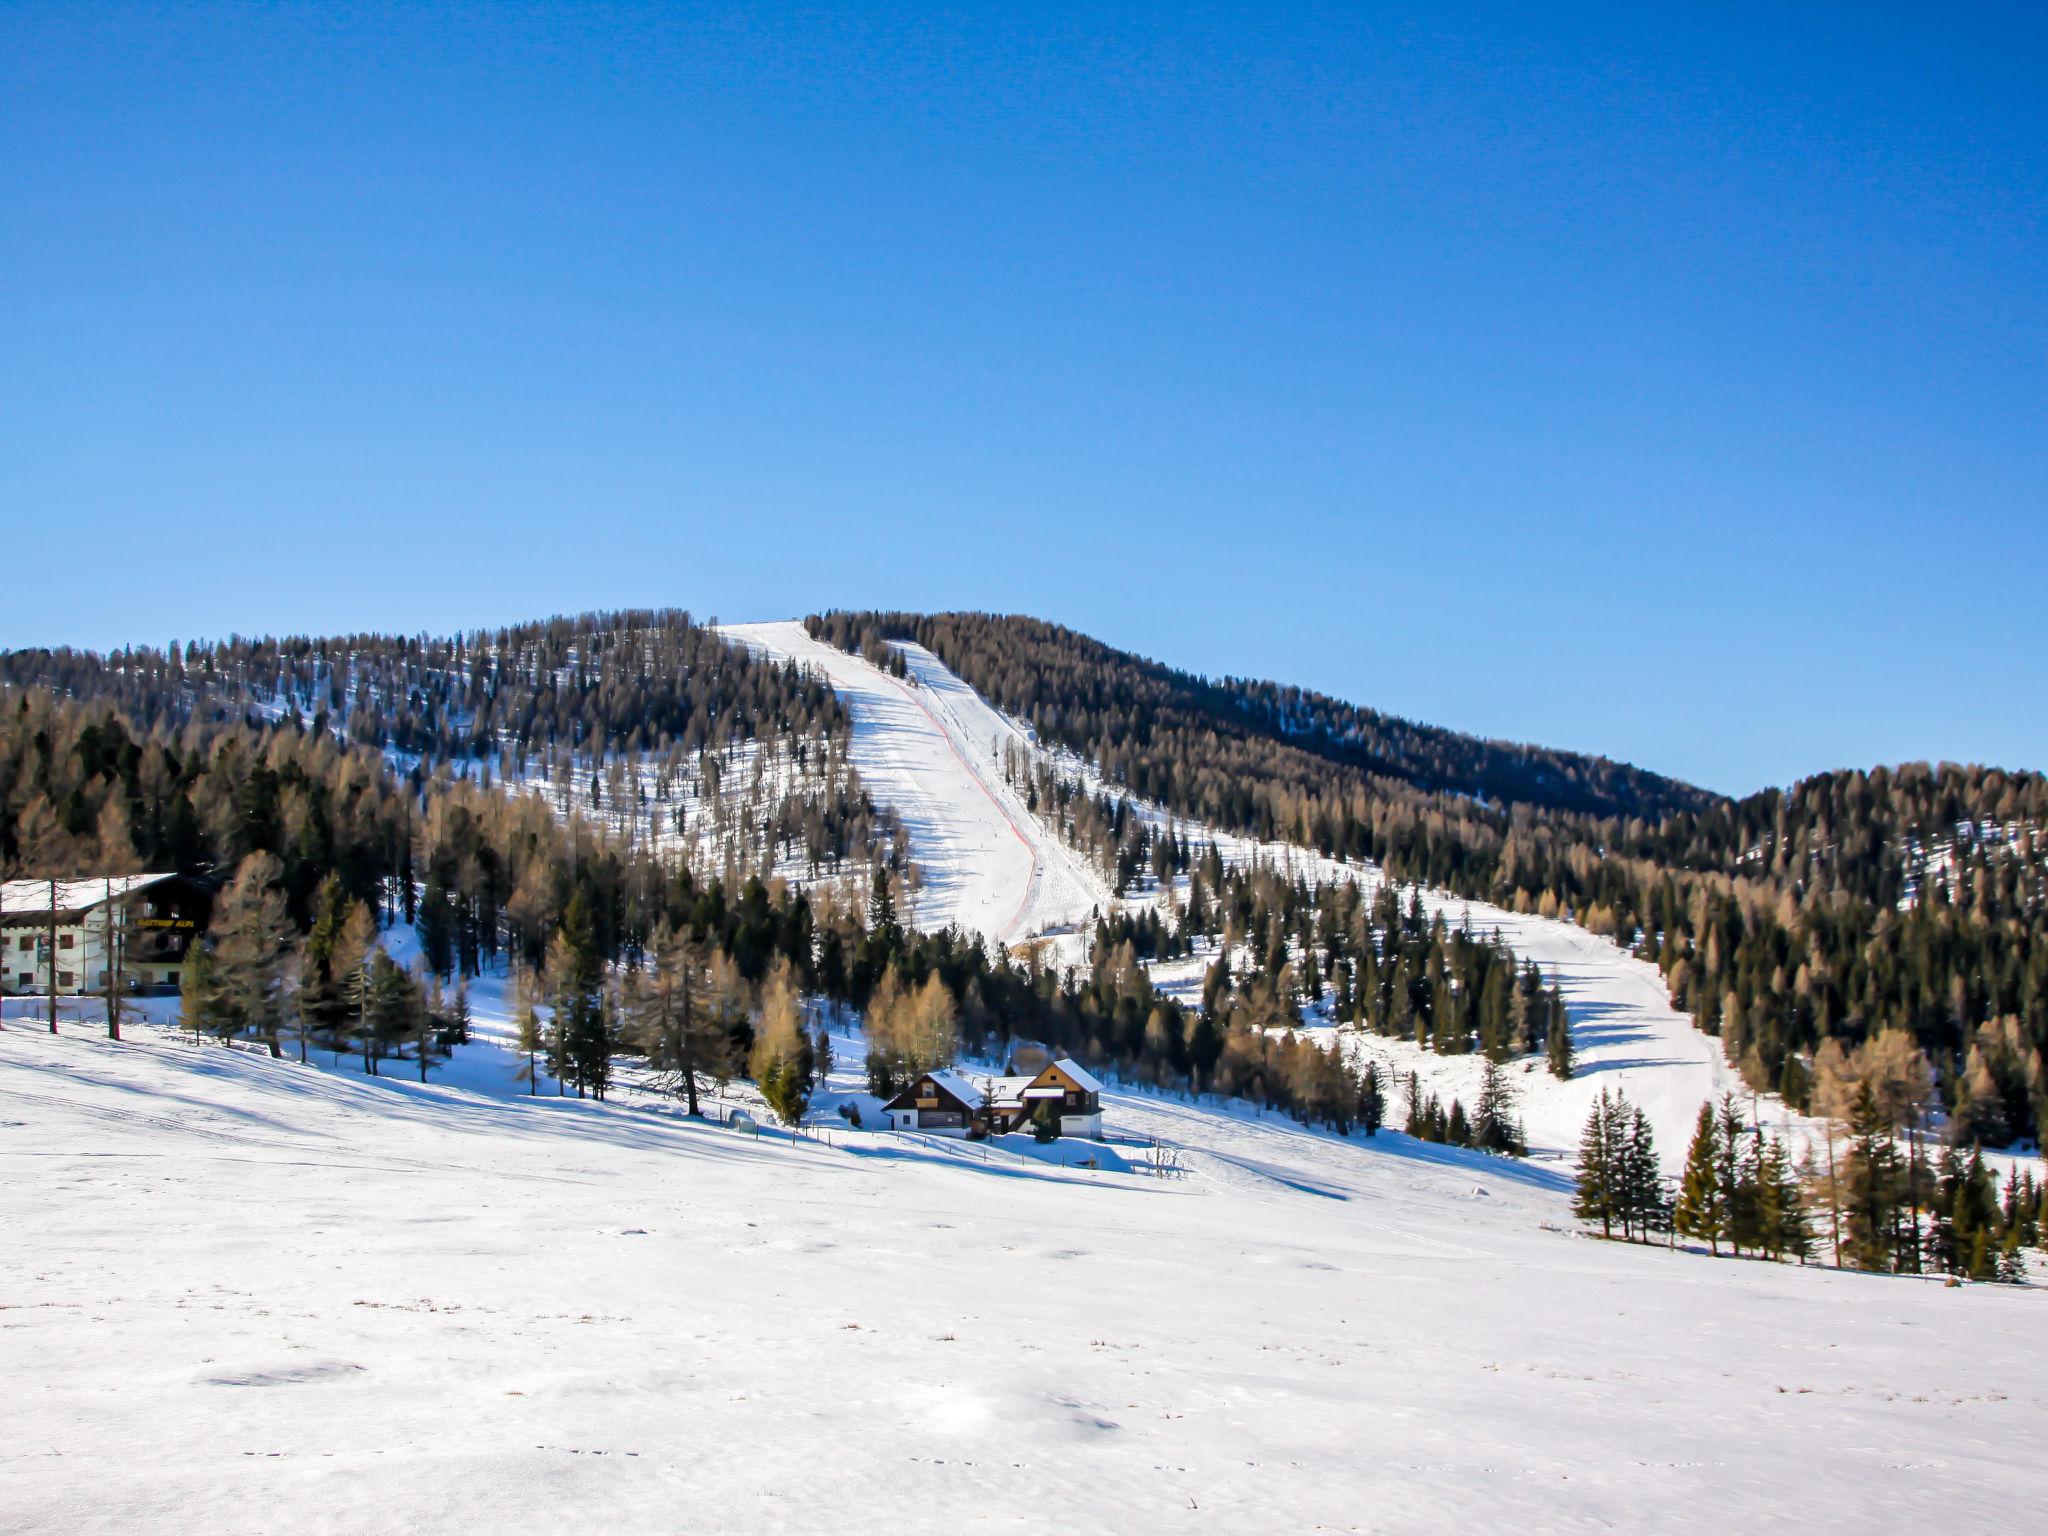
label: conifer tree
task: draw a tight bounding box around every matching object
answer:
[1674,1102,1724,1255]
[623,921,723,1116]
[511,965,544,1095]
[1840,1083,1904,1273]
[1715,1095,1758,1256]
[1473,1056,1524,1155]
[210,851,296,1057]
[1574,1091,1617,1238]
[1621,1105,1663,1241]
[1546,1002,1575,1080]
[750,958,813,1127]
[1357,1062,1384,1137]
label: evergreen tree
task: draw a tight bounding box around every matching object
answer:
[1472,1056,1524,1156]
[1357,1062,1384,1137]
[1574,1091,1617,1238]
[1674,1102,1724,1255]
[1840,1083,1904,1273]
[1620,1105,1663,1242]
[1546,1003,1575,1080]
[546,895,609,1099]
[1715,1095,1759,1256]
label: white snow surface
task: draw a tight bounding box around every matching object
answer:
[4,1007,2041,1534]
[720,621,1110,943]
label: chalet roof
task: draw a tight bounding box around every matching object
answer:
[1,875,179,922]
[924,1069,988,1110]
[886,1068,987,1112]
[986,1075,1038,1107]
[1049,1058,1105,1095]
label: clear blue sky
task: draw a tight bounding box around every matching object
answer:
[4,4,2042,795]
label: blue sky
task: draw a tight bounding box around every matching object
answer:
[3,4,2042,794]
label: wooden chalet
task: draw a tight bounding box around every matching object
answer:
[884,1057,1106,1139]
[883,1069,989,1132]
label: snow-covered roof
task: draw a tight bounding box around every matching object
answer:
[1050,1058,1104,1095]
[1,875,178,920]
[920,1069,988,1110]
[986,1075,1038,1106]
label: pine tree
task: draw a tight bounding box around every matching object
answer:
[1445,1098,1471,1147]
[1473,1056,1524,1156]
[179,940,221,1046]
[1840,1082,1904,1273]
[1621,1105,1662,1242]
[1754,1133,1803,1261]
[1357,1062,1385,1137]
[546,895,608,1099]
[1574,1091,1617,1238]
[1546,1002,1575,1080]
[417,868,457,979]
[1715,1095,1759,1256]
[1674,1102,1724,1255]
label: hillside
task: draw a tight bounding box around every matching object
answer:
[5,1007,2041,1536]
[807,611,2048,1150]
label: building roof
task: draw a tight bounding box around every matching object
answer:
[986,1075,1038,1107]
[0,875,180,921]
[886,1068,987,1112]
[1049,1058,1105,1095]
[923,1069,988,1110]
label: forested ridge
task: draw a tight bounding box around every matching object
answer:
[1,609,844,765]
[809,610,2048,1148]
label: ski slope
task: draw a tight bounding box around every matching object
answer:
[4,1016,2040,1535]
[720,621,1109,943]
[719,621,1796,1171]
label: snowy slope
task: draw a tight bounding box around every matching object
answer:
[4,1018,2041,1535]
[719,622,1793,1172]
[720,621,1110,942]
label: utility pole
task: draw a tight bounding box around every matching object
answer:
[47,875,59,1034]
[104,876,125,1042]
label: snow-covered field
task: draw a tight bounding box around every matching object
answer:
[5,1011,2040,1534]
[9,625,2040,1533]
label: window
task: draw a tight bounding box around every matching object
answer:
[15,936,28,950]
[58,933,74,949]
[58,971,74,987]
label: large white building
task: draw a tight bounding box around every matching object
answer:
[0,875,212,997]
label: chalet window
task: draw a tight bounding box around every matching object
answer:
[58,933,74,949]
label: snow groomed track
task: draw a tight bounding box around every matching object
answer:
[720,620,1108,945]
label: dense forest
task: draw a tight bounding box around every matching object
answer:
[1,611,891,888]
[0,675,1392,1137]
[809,610,2048,1148]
